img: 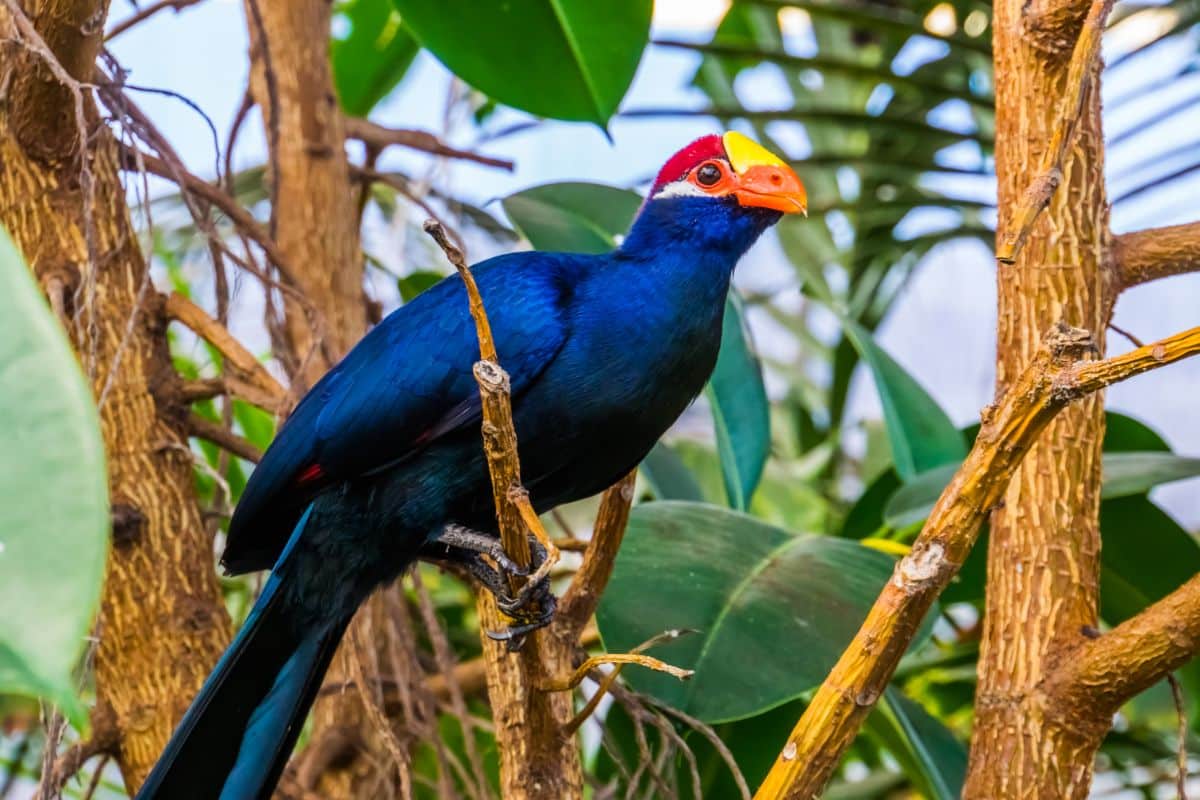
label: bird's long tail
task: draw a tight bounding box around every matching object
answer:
[136,507,352,800]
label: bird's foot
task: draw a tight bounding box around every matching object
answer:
[421,525,557,650]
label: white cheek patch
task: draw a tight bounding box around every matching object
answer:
[653,179,707,200]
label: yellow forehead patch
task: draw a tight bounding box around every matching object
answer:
[723,131,787,174]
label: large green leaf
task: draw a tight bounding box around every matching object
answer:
[1100,495,1200,625]
[708,294,771,509]
[865,689,967,800]
[842,320,965,481]
[501,181,641,253]
[0,229,108,727]
[640,442,705,502]
[391,0,652,125]
[885,452,1200,529]
[333,0,420,116]
[597,501,933,723]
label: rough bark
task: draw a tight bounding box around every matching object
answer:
[0,0,230,791]
[244,0,364,387]
[1114,220,1200,288]
[964,0,1116,794]
[242,1,382,797]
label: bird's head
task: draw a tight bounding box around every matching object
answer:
[624,131,806,256]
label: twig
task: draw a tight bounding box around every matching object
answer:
[244,0,281,239]
[126,146,298,284]
[754,321,1200,800]
[105,0,205,39]
[995,0,1114,264]
[1168,673,1189,800]
[345,117,514,170]
[1108,321,1145,349]
[559,629,695,737]
[187,412,264,462]
[542,653,693,693]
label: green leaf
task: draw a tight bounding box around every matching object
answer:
[866,689,967,800]
[1100,495,1200,625]
[842,320,965,481]
[597,501,934,723]
[885,452,1200,529]
[0,229,108,729]
[501,181,641,253]
[333,0,420,116]
[392,0,652,125]
[708,294,770,510]
[640,442,705,502]
[397,270,444,302]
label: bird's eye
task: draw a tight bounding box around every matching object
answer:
[695,162,723,187]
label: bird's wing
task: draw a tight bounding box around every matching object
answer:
[222,253,574,572]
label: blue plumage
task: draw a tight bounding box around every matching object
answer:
[138,133,805,800]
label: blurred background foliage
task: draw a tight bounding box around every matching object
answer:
[4,0,1200,797]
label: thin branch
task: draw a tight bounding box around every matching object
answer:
[123,145,298,285]
[542,653,693,693]
[753,322,1200,800]
[164,292,285,411]
[187,412,264,463]
[995,0,1114,264]
[556,471,637,640]
[345,117,514,170]
[105,0,205,39]
[1169,673,1189,800]
[1114,220,1200,289]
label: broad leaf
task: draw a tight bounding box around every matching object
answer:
[392,0,652,125]
[597,501,933,723]
[501,181,640,253]
[708,294,770,509]
[0,229,108,728]
[885,452,1200,529]
[333,0,420,116]
[866,689,967,800]
[842,319,965,481]
[640,442,705,502]
[1100,495,1200,625]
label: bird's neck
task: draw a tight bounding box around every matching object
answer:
[619,196,777,264]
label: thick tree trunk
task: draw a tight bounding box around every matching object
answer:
[242,2,397,797]
[0,0,230,791]
[964,1,1117,795]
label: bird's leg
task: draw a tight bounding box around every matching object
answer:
[424,550,519,609]
[423,524,528,578]
[420,524,557,647]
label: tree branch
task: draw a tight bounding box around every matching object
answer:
[1048,570,1200,719]
[104,0,205,40]
[753,322,1200,800]
[164,292,286,411]
[187,412,264,463]
[423,219,583,799]
[996,0,1114,264]
[1114,220,1200,289]
[556,471,637,641]
[344,117,514,171]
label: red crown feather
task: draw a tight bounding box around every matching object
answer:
[648,135,727,195]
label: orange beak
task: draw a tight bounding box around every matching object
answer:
[732,164,808,216]
[723,131,807,216]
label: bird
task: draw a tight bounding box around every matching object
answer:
[136,131,806,800]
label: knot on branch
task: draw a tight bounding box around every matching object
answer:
[892,542,953,590]
[474,360,509,392]
[1044,321,1097,364]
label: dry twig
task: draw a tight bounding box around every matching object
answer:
[345,117,514,170]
